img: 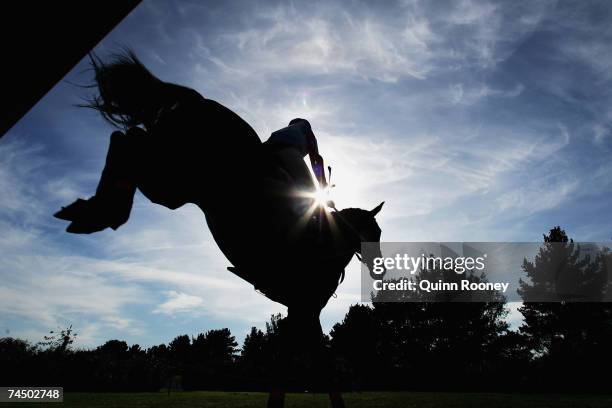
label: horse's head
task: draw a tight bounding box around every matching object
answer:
[332,201,385,279]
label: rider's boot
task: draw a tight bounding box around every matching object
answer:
[54,130,138,233]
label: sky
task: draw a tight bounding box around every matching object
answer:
[2,0,612,348]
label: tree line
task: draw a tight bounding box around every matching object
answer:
[1,227,611,392]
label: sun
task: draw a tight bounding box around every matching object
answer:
[296,185,335,212]
[313,186,332,207]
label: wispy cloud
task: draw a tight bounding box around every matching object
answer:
[153,291,204,315]
[3,0,612,347]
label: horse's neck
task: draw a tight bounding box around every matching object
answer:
[331,210,361,254]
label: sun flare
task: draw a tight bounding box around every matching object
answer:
[313,187,332,207]
[296,186,335,212]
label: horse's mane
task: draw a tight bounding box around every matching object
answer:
[334,207,370,217]
[331,207,372,237]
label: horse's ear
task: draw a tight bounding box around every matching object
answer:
[370,201,384,216]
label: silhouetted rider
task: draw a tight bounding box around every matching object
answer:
[262,118,328,218]
[266,118,327,190]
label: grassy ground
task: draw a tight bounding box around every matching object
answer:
[4,391,612,408]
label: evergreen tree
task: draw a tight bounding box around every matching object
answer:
[186,328,238,390]
[330,304,381,389]
[370,260,511,390]
[518,226,612,390]
[192,328,238,364]
[168,334,191,366]
[240,327,273,387]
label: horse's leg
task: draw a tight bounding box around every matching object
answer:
[294,306,345,408]
[266,306,319,407]
[329,391,346,408]
[55,129,142,233]
[284,306,346,407]
[309,325,347,408]
[314,338,346,408]
[94,129,141,224]
[315,341,346,408]
[266,388,285,408]
[266,312,294,408]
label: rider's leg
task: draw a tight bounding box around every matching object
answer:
[271,146,316,191]
[55,129,141,233]
[264,145,317,219]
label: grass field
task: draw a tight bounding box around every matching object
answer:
[3,391,612,408]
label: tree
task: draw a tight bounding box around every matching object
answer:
[370,260,511,390]
[38,324,77,353]
[168,334,191,366]
[238,315,289,390]
[192,328,238,364]
[175,328,238,390]
[97,339,128,355]
[519,226,607,303]
[518,226,612,390]
[242,327,267,360]
[330,304,381,389]
[0,338,37,385]
[241,327,271,377]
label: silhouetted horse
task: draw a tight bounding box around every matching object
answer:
[55,51,384,407]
